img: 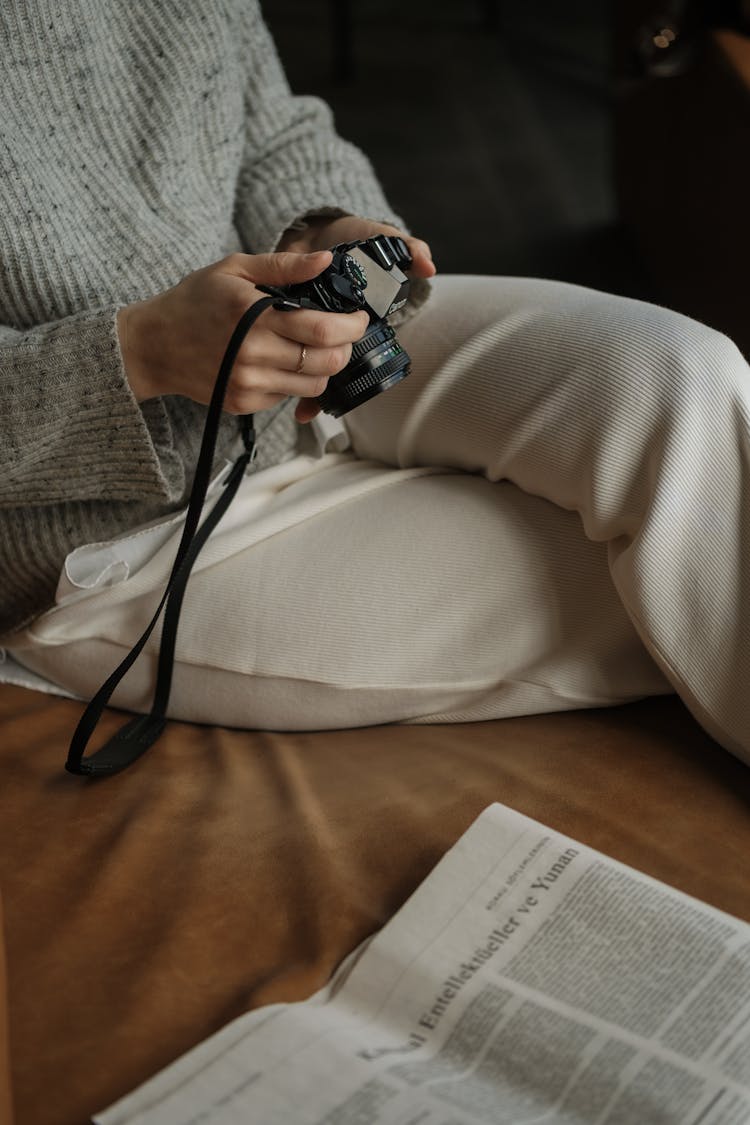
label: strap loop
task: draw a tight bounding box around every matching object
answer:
[65,296,277,777]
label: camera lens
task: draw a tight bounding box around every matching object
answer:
[317,321,411,418]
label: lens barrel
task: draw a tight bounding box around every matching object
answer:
[317,322,411,417]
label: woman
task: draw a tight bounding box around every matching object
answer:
[2,1,748,766]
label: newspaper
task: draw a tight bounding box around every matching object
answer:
[97,803,750,1125]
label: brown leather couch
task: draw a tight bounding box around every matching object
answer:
[1,684,748,1125]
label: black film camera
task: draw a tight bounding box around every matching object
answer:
[261,234,413,418]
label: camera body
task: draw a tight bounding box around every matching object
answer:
[261,234,413,418]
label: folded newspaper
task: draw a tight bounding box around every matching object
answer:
[98,802,750,1125]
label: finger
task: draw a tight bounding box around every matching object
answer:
[403,236,436,278]
[228,364,332,405]
[295,398,322,424]
[240,334,353,379]
[265,307,370,348]
[220,249,333,287]
[223,389,289,416]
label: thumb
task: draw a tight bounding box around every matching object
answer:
[224,249,333,288]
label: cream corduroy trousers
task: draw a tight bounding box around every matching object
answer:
[12,275,750,764]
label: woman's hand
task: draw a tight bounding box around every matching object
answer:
[279,214,436,282]
[278,214,436,420]
[117,250,369,417]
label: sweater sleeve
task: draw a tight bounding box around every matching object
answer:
[0,305,187,509]
[231,2,406,254]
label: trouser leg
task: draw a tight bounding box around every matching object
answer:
[15,457,669,729]
[347,274,750,761]
[18,275,747,757]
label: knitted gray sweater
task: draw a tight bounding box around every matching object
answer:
[0,0,406,635]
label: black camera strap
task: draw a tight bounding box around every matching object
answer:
[65,235,412,777]
[65,295,286,777]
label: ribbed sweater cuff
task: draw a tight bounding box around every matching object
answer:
[1,306,185,507]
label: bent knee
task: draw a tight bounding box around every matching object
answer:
[582,294,749,422]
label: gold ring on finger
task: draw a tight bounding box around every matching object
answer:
[295,345,307,374]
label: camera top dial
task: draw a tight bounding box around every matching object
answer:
[322,249,369,311]
[340,253,367,304]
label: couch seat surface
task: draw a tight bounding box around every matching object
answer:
[0,685,748,1125]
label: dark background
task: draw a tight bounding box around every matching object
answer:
[264,0,633,291]
[262,1,750,353]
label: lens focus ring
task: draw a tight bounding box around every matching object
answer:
[350,322,395,362]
